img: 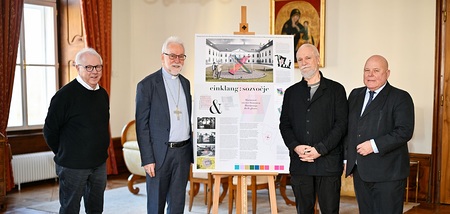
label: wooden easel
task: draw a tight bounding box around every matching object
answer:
[234,6,255,35]
[211,8,277,214]
[211,171,278,214]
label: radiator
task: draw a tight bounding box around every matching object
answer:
[11,151,57,190]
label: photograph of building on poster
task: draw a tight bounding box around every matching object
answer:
[204,38,293,82]
[194,34,294,173]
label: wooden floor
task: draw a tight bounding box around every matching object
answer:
[3,173,142,213]
[2,172,450,213]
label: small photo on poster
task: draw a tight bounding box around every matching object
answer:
[197,145,215,157]
[197,117,216,129]
[197,131,216,144]
[196,156,215,170]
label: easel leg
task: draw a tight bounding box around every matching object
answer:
[268,175,278,214]
[241,175,248,214]
[212,175,221,214]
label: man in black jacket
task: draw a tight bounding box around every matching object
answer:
[279,44,348,214]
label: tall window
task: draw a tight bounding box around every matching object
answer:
[7,1,58,130]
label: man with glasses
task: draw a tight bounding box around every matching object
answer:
[44,48,110,213]
[136,36,192,214]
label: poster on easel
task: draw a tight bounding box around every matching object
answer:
[193,34,294,173]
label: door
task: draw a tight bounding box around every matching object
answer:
[438,0,450,204]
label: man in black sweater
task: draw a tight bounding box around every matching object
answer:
[44,48,110,214]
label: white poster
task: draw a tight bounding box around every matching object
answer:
[193,34,294,173]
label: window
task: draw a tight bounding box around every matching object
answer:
[7,1,58,130]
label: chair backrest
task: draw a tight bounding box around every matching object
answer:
[121,120,137,146]
[232,175,269,186]
[190,163,213,180]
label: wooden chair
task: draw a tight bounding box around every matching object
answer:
[228,175,270,214]
[188,164,229,214]
[279,174,320,213]
[121,120,146,194]
[278,174,296,205]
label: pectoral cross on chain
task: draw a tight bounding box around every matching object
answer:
[174,106,182,120]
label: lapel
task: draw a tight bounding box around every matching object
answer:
[360,82,391,118]
[155,70,170,120]
[355,89,366,117]
[298,80,310,105]
[179,74,191,116]
[310,81,326,104]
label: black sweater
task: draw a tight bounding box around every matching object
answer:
[44,80,110,169]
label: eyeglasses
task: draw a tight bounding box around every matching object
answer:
[163,53,187,61]
[78,64,103,72]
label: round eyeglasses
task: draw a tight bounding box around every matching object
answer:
[78,64,103,72]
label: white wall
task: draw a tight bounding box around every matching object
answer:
[111,0,435,154]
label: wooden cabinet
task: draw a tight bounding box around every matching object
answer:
[0,134,6,211]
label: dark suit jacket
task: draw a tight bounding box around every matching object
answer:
[135,69,193,170]
[279,72,348,176]
[345,82,414,182]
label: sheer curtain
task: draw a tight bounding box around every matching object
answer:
[0,0,24,191]
[80,0,117,174]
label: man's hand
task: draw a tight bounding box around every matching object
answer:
[299,147,321,162]
[143,163,156,177]
[294,145,321,162]
[294,145,312,157]
[356,140,374,156]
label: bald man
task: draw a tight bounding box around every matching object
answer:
[345,55,415,213]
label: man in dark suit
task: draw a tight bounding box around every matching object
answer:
[345,55,415,213]
[279,44,348,214]
[135,36,193,214]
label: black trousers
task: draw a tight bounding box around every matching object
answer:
[290,174,341,214]
[353,166,406,214]
[56,162,107,214]
[145,144,191,214]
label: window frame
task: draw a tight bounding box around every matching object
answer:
[7,0,59,131]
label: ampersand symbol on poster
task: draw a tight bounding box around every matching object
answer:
[209,99,222,114]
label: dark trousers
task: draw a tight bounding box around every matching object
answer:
[290,174,341,214]
[56,162,107,214]
[146,144,191,214]
[353,166,406,214]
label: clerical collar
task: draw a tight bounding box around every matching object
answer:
[162,68,179,80]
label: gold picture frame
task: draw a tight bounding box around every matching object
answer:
[270,0,325,67]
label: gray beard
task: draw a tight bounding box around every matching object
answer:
[301,69,316,79]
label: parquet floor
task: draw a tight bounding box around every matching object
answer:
[2,172,450,213]
[2,173,141,213]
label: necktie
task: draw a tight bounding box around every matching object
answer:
[366,91,375,108]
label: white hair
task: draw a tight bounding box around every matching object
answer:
[75,48,103,65]
[299,44,319,58]
[161,36,184,53]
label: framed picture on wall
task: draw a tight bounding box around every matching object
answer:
[270,0,325,67]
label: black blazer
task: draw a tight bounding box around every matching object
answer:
[345,82,414,182]
[135,69,193,170]
[279,73,348,176]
